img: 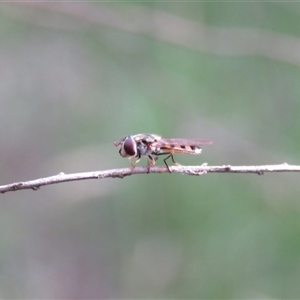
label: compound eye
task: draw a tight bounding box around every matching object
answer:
[122,136,137,157]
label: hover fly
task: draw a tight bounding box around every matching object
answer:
[114,133,212,172]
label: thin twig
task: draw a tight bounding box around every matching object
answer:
[0,163,299,194]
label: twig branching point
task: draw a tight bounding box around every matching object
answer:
[0,163,299,194]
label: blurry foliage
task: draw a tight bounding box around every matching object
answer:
[1,2,300,298]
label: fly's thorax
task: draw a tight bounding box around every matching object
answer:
[136,142,153,156]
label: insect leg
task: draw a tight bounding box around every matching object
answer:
[153,152,175,173]
[129,153,141,171]
[146,155,157,173]
[169,153,181,166]
[161,154,175,173]
[163,152,181,172]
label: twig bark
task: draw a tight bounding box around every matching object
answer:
[0,163,299,194]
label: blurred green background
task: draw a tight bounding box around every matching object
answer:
[1,2,300,298]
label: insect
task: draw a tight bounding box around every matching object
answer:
[114,133,212,172]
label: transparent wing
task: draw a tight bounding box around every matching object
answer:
[159,138,212,146]
[150,138,212,155]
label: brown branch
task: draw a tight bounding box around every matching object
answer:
[0,163,300,194]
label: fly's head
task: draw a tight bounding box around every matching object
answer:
[114,135,138,158]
